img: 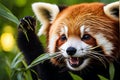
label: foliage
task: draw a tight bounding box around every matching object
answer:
[0,3,19,25]
[11,53,33,80]
[69,72,83,80]
[109,63,115,80]
[0,0,116,80]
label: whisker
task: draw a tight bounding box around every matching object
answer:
[87,53,107,68]
[86,50,108,67]
[88,45,101,50]
[57,56,65,62]
[55,51,62,54]
[90,51,115,61]
[91,52,109,61]
[89,51,105,57]
[52,52,65,64]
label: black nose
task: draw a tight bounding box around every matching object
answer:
[66,47,77,56]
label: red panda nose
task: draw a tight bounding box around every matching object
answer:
[66,47,77,56]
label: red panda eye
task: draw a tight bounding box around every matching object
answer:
[81,34,91,41]
[60,34,67,41]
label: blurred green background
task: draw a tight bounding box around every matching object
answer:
[0,0,117,80]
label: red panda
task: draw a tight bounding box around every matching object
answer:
[17,1,119,80]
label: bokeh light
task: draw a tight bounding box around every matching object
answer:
[0,25,15,52]
[2,25,15,34]
[15,0,27,7]
[0,33,15,52]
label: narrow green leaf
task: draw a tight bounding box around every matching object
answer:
[69,72,83,80]
[0,3,19,25]
[24,70,33,80]
[30,69,41,80]
[17,72,23,80]
[109,63,115,80]
[98,75,108,80]
[22,60,28,68]
[27,53,61,69]
[11,53,23,69]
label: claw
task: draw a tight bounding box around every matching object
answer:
[18,16,36,31]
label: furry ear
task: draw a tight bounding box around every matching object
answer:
[32,2,60,36]
[103,1,119,21]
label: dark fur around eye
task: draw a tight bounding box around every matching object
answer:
[81,34,91,41]
[60,34,67,41]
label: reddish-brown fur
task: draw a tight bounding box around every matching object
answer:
[47,2,119,65]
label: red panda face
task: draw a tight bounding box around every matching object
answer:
[32,2,119,71]
[49,17,118,70]
[56,26,95,70]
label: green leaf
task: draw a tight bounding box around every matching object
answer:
[69,72,83,80]
[11,52,23,69]
[10,53,33,80]
[24,70,33,80]
[0,3,19,25]
[109,63,115,80]
[27,53,61,69]
[98,75,108,80]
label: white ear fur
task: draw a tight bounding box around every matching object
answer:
[103,1,119,21]
[32,2,60,36]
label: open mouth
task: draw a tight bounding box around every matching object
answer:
[68,57,85,68]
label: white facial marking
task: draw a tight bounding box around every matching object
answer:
[85,28,90,32]
[59,25,92,70]
[59,37,91,57]
[64,26,68,37]
[60,26,68,37]
[94,33,114,55]
[48,34,59,53]
[80,25,85,38]
[80,25,90,37]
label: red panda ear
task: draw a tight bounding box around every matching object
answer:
[32,2,60,36]
[103,1,119,21]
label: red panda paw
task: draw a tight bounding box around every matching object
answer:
[18,16,36,32]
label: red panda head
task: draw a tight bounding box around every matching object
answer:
[32,1,119,70]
